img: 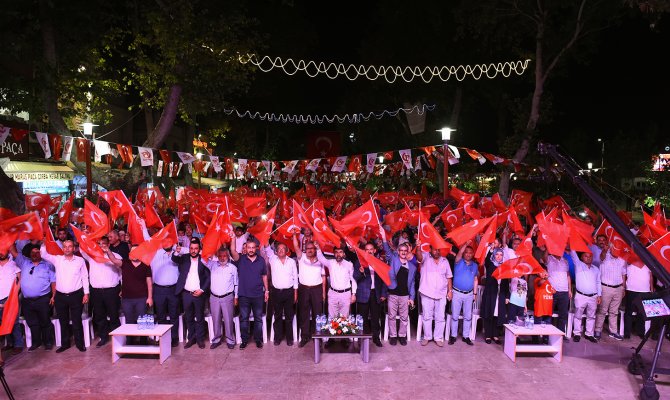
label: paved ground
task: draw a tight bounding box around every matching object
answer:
[3,331,670,400]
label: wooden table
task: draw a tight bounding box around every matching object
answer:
[312,333,373,364]
[110,324,173,364]
[503,323,564,362]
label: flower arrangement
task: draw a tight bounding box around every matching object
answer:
[321,315,360,335]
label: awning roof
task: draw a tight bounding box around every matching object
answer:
[3,161,75,181]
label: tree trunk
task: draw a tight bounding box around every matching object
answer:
[144,106,155,139]
[143,84,182,148]
[39,0,69,136]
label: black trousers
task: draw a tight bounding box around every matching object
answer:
[90,285,121,340]
[272,287,295,342]
[22,293,54,347]
[55,289,85,348]
[356,289,383,341]
[553,291,570,333]
[154,284,180,342]
[624,290,646,337]
[298,284,323,340]
[182,291,206,342]
[483,317,501,339]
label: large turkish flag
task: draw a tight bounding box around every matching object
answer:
[306,131,341,158]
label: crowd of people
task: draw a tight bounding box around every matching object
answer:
[0,192,663,368]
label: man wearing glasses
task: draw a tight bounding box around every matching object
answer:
[9,243,55,351]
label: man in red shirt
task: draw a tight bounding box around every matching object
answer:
[534,272,555,344]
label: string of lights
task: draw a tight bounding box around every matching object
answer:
[237,54,531,83]
[221,103,436,124]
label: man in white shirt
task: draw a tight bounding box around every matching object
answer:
[207,247,238,350]
[624,263,653,339]
[594,245,627,341]
[317,245,356,319]
[234,226,249,254]
[416,242,453,347]
[81,236,122,347]
[40,240,90,353]
[570,251,601,343]
[0,250,23,354]
[292,234,326,348]
[265,243,299,346]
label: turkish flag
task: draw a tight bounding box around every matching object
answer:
[510,189,533,219]
[340,199,378,227]
[537,219,570,257]
[506,206,525,235]
[44,227,64,256]
[647,232,670,273]
[0,208,17,221]
[653,202,668,228]
[48,134,63,161]
[492,256,545,279]
[475,218,498,265]
[84,199,109,239]
[201,207,233,260]
[348,155,362,173]
[292,200,312,229]
[447,216,495,247]
[71,224,109,263]
[244,196,267,218]
[0,212,43,245]
[193,214,210,235]
[312,216,341,250]
[129,222,178,265]
[0,281,20,335]
[384,208,409,235]
[376,192,399,207]
[116,144,134,167]
[419,219,450,253]
[306,131,341,158]
[127,212,149,245]
[351,245,391,285]
[25,192,51,212]
[440,208,464,232]
[644,211,668,238]
[76,138,87,162]
[144,198,164,229]
[248,205,277,247]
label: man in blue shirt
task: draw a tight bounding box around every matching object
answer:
[231,236,269,349]
[449,241,479,346]
[10,243,56,351]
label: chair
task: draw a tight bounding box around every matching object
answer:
[52,315,92,348]
[618,310,651,337]
[445,290,479,342]
[22,317,66,348]
[269,314,298,342]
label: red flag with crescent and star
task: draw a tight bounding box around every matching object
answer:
[647,232,670,273]
[492,255,545,279]
[339,199,378,228]
[306,131,341,158]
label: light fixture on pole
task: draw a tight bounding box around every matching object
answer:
[597,138,605,184]
[437,127,455,200]
[587,162,593,170]
[378,155,384,163]
[81,121,98,198]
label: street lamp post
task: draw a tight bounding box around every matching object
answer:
[82,122,97,198]
[437,127,455,200]
[598,138,605,184]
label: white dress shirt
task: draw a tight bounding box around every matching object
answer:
[297,254,325,286]
[184,257,201,292]
[418,252,453,299]
[82,251,122,289]
[318,251,356,292]
[0,260,20,299]
[546,255,570,292]
[626,265,652,293]
[207,259,238,296]
[40,245,89,294]
[235,233,249,254]
[265,246,298,290]
[150,248,180,286]
[598,250,627,286]
[503,246,518,262]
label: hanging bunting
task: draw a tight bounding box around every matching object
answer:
[157,160,164,177]
[35,132,51,159]
[331,156,348,172]
[210,156,222,173]
[176,151,196,164]
[62,136,74,161]
[0,126,10,145]
[398,149,412,169]
[48,134,62,161]
[366,153,377,174]
[93,140,111,162]
[138,147,154,167]
[305,158,321,171]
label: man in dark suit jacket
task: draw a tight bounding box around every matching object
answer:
[352,241,388,347]
[172,238,211,349]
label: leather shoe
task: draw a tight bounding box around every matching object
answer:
[399,337,407,346]
[389,337,397,346]
[227,343,235,349]
[76,345,86,352]
[584,335,598,343]
[96,338,109,348]
[274,340,281,346]
[184,339,196,349]
[56,346,70,353]
[573,335,581,342]
[28,344,41,352]
[197,341,205,349]
[462,338,474,346]
[373,338,383,347]
[298,338,309,348]
[45,344,53,351]
[171,340,179,348]
[210,342,223,350]
[255,341,263,349]
[240,341,248,349]
[447,337,456,345]
[287,340,293,346]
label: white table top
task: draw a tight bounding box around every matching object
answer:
[503,323,564,335]
[110,324,173,336]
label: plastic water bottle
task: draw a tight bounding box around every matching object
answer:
[356,315,364,331]
[147,314,154,329]
[528,316,534,330]
[315,315,323,332]
[137,315,144,330]
[524,314,531,329]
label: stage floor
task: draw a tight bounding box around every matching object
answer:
[4,333,670,399]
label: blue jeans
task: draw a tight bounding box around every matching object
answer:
[239,296,264,343]
[450,291,473,338]
[0,297,24,348]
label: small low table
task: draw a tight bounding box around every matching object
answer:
[312,333,373,364]
[110,324,173,364]
[503,323,564,362]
